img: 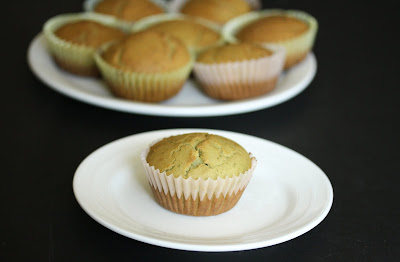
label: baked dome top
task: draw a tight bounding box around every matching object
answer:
[101,30,191,73]
[146,133,252,180]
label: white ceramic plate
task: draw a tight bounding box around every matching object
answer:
[73,129,333,252]
[27,34,316,117]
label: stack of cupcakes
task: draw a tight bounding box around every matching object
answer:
[43,0,318,103]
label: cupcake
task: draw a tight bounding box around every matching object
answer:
[132,14,224,54]
[94,30,194,102]
[92,0,165,22]
[223,9,318,69]
[43,13,126,76]
[141,133,257,216]
[170,0,252,25]
[193,43,285,100]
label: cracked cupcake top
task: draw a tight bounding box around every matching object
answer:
[143,19,221,52]
[146,133,252,180]
[94,0,164,22]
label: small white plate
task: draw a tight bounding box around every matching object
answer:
[73,129,333,252]
[27,34,316,117]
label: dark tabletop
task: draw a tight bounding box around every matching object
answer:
[2,0,399,261]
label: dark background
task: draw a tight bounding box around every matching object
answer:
[2,0,399,261]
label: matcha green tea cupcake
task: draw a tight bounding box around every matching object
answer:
[223,9,318,69]
[43,13,126,76]
[141,133,257,216]
[94,30,194,102]
[193,42,285,100]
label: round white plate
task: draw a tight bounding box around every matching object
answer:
[27,34,316,117]
[73,129,333,252]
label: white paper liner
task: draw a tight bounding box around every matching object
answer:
[193,44,285,89]
[222,9,318,67]
[140,139,257,201]
[168,0,261,13]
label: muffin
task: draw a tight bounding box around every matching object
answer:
[43,13,126,76]
[223,9,318,69]
[141,133,257,216]
[193,43,285,100]
[94,30,194,102]
[132,14,223,54]
[173,0,252,25]
[92,0,165,22]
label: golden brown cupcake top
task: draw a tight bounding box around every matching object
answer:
[196,43,272,64]
[101,30,191,73]
[94,0,164,22]
[144,19,221,51]
[54,20,125,48]
[146,133,252,180]
[180,0,251,25]
[236,15,309,43]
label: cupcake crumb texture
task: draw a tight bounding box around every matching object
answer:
[146,133,252,180]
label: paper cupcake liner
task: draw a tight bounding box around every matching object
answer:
[94,43,194,102]
[43,13,126,76]
[222,9,318,69]
[193,45,285,100]
[131,13,224,55]
[141,142,257,216]
[168,0,261,13]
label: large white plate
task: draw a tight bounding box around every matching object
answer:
[28,34,316,117]
[73,129,333,252]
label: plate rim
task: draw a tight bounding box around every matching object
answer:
[27,33,317,117]
[73,128,333,252]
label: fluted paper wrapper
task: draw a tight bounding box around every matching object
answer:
[193,45,285,100]
[43,13,126,76]
[140,145,257,216]
[94,44,194,102]
[223,9,318,69]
